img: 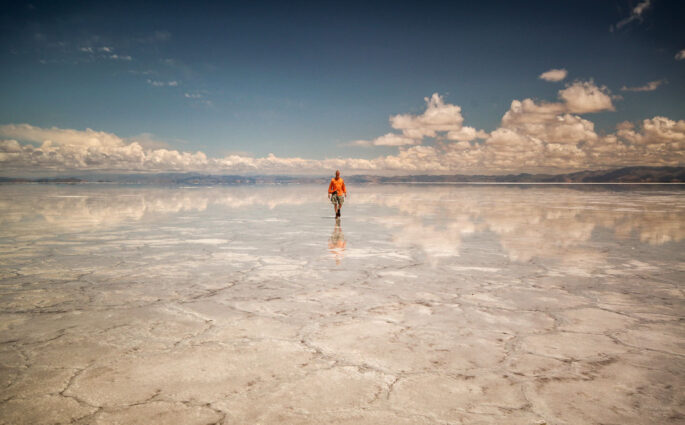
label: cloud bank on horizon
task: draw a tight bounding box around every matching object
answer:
[1,1,683,176]
[1,76,683,176]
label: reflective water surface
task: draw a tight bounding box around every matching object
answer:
[0,184,683,424]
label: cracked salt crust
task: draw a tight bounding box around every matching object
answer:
[0,184,683,424]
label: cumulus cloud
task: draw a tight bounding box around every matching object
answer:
[491,80,612,158]
[611,0,651,31]
[376,111,683,174]
[539,68,568,82]
[558,80,614,113]
[0,124,207,173]
[390,93,466,139]
[369,82,676,174]
[0,124,125,148]
[354,93,487,147]
[126,133,172,150]
[501,99,598,145]
[621,79,666,92]
[0,124,373,175]
[0,84,682,176]
[580,117,685,168]
[675,49,685,60]
[616,117,685,146]
[446,127,488,141]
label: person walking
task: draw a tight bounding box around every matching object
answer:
[327,170,347,219]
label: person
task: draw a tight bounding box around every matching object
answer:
[327,170,347,218]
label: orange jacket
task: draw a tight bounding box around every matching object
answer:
[328,177,346,196]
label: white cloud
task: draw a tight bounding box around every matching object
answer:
[0,124,207,173]
[147,80,179,87]
[580,117,685,168]
[346,140,372,147]
[0,85,682,176]
[372,133,420,146]
[675,49,685,60]
[347,133,419,147]
[353,93,486,147]
[185,92,212,107]
[558,80,614,114]
[378,81,612,159]
[79,45,133,62]
[446,126,488,141]
[0,124,125,148]
[390,93,466,139]
[616,117,685,146]
[501,99,598,145]
[109,54,132,61]
[381,112,683,174]
[126,133,172,150]
[632,0,651,16]
[502,98,566,126]
[612,0,651,31]
[620,79,666,92]
[494,80,611,150]
[539,68,568,82]
[368,83,676,174]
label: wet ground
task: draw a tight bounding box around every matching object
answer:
[0,183,683,424]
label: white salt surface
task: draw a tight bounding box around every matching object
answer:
[0,184,683,424]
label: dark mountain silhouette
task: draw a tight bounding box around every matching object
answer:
[1,166,683,184]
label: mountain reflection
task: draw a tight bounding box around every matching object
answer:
[0,185,682,263]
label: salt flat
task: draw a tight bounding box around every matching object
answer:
[0,184,683,425]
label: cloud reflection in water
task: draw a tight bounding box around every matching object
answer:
[0,184,682,266]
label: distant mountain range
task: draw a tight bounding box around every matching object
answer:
[1,166,683,185]
[352,166,685,184]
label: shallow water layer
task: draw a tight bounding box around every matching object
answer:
[0,184,683,425]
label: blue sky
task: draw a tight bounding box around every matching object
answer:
[0,0,683,175]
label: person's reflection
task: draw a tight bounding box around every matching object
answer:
[328,218,347,265]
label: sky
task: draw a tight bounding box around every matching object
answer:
[0,0,684,176]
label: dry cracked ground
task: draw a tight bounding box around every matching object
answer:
[0,184,683,424]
